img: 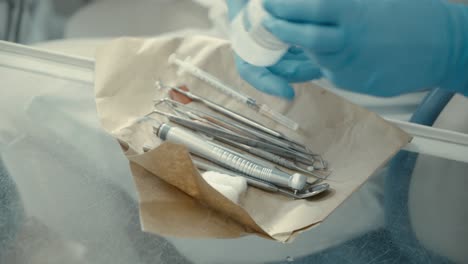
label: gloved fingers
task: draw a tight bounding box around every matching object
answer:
[268,59,322,82]
[312,50,345,71]
[226,0,249,21]
[263,17,345,54]
[235,55,295,99]
[286,46,305,55]
[263,0,344,24]
[282,47,311,61]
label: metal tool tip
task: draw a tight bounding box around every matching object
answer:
[289,173,307,191]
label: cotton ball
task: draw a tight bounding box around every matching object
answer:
[202,171,247,204]
[206,182,240,204]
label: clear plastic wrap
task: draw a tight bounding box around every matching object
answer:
[1,41,466,264]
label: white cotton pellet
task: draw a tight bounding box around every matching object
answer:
[202,171,247,204]
[202,171,247,193]
[206,182,240,204]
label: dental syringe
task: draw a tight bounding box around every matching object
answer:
[168,54,299,131]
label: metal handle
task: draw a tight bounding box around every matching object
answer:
[193,159,279,192]
[158,124,306,190]
[246,146,298,169]
[167,114,312,162]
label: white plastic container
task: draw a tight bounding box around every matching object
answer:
[230,0,289,67]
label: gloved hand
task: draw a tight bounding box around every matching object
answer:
[226,0,322,99]
[262,0,468,97]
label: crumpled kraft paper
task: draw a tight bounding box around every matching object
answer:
[94,35,411,242]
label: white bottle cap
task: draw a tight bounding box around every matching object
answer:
[230,0,289,67]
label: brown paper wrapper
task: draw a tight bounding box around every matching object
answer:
[94,35,411,242]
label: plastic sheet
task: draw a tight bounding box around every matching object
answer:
[1,41,467,263]
[0,50,189,263]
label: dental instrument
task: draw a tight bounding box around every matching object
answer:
[156,81,306,148]
[150,109,315,164]
[217,138,326,179]
[193,159,329,199]
[152,97,328,171]
[167,85,284,137]
[163,97,311,154]
[154,84,327,168]
[194,158,279,192]
[155,98,328,170]
[155,122,307,191]
[168,54,299,131]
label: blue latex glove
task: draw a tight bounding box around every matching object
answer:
[262,0,468,97]
[226,0,322,99]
